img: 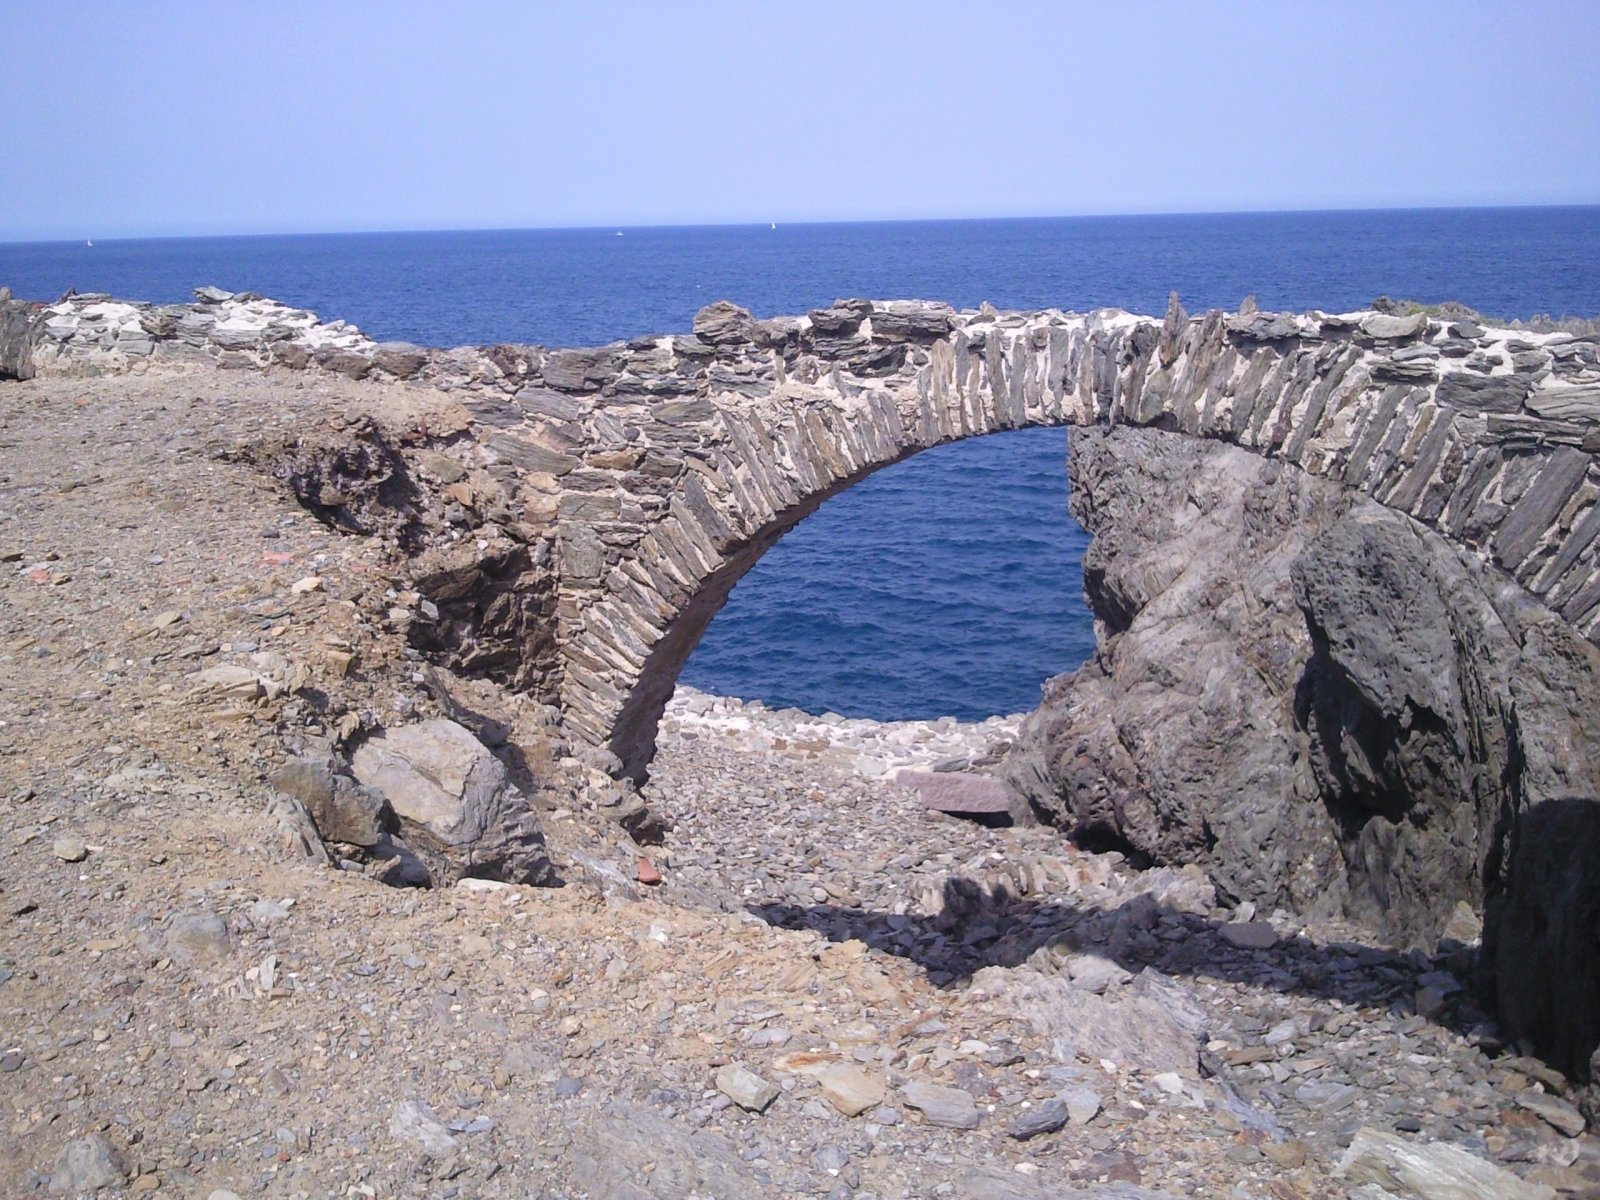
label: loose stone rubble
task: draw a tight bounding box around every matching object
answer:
[630,692,1600,1197]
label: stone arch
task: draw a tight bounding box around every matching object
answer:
[532,297,1600,781]
[596,417,1075,780]
[554,309,1080,778]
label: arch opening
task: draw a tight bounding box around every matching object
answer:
[679,426,1094,722]
[603,425,1090,783]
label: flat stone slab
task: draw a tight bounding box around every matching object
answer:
[896,770,1009,814]
[901,1080,982,1129]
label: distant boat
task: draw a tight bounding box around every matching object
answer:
[86,239,93,247]
[614,230,624,237]
[770,222,777,230]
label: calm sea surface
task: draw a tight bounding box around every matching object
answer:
[5,209,1598,719]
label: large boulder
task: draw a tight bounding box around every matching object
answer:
[1003,427,1354,922]
[1003,425,1600,1083]
[0,291,38,380]
[350,719,552,885]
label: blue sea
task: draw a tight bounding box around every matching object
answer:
[5,208,1598,720]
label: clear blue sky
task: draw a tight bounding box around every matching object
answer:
[4,1,1596,241]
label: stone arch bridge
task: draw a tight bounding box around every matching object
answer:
[8,287,1599,780]
[510,297,1599,779]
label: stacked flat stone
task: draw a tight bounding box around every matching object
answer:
[2,286,420,379]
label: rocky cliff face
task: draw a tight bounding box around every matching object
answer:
[1003,427,1358,920]
[1004,426,1600,1077]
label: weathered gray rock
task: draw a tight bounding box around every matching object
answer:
[347,720,553,889]
[189,663,268,701]
[316,348,373,379]
[806,299,871,336]
[991,966,1204,1076]
[208,317,266,349]
[1003,427,1354,923]
[514,387,588,422]
[1360,311,1429,339]
[389,1099,457,1155]
[349,719,551,885]
[1224,311,1300,340]
[541,347,619,391]
[1007,1096,1069,1139]
[1059,1084,1103,1125]
[0,293,37,380]
[870,300,956,341]
[374,341,428,378]
[1516,1090,1587,1136]
[815,1063,885,1116]
[48,1134,124,1194]
[351,720,497,828]
[1066,953,1132,994]
[160,912,232,963]
[1526,382,1600,421]
[716,1063,780,1112]
[1336,1127,1556,1199]
[270,755,389,847]
[1004,424,1600,998]
[900,1080,981,1129]
[692,300,759,345]
[1436,370,1533,412]
[1218,921,1278,950]
[1296,512,1600,950]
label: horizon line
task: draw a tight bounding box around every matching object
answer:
[5,200,1599,247]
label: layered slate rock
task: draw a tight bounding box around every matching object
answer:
[1003,427,1357,923]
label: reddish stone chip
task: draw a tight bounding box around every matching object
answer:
[895,770,1010,814]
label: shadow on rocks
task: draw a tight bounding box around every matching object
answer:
[1486,797,1600,1084]
[749,875,1490,1041]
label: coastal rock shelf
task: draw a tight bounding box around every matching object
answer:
[5,283,1600,1095]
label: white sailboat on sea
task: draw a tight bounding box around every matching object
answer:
[86,239,93,247]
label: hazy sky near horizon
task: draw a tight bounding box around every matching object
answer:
[4,1,1597,241]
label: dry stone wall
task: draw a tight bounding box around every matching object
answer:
[4,287,1599,781]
